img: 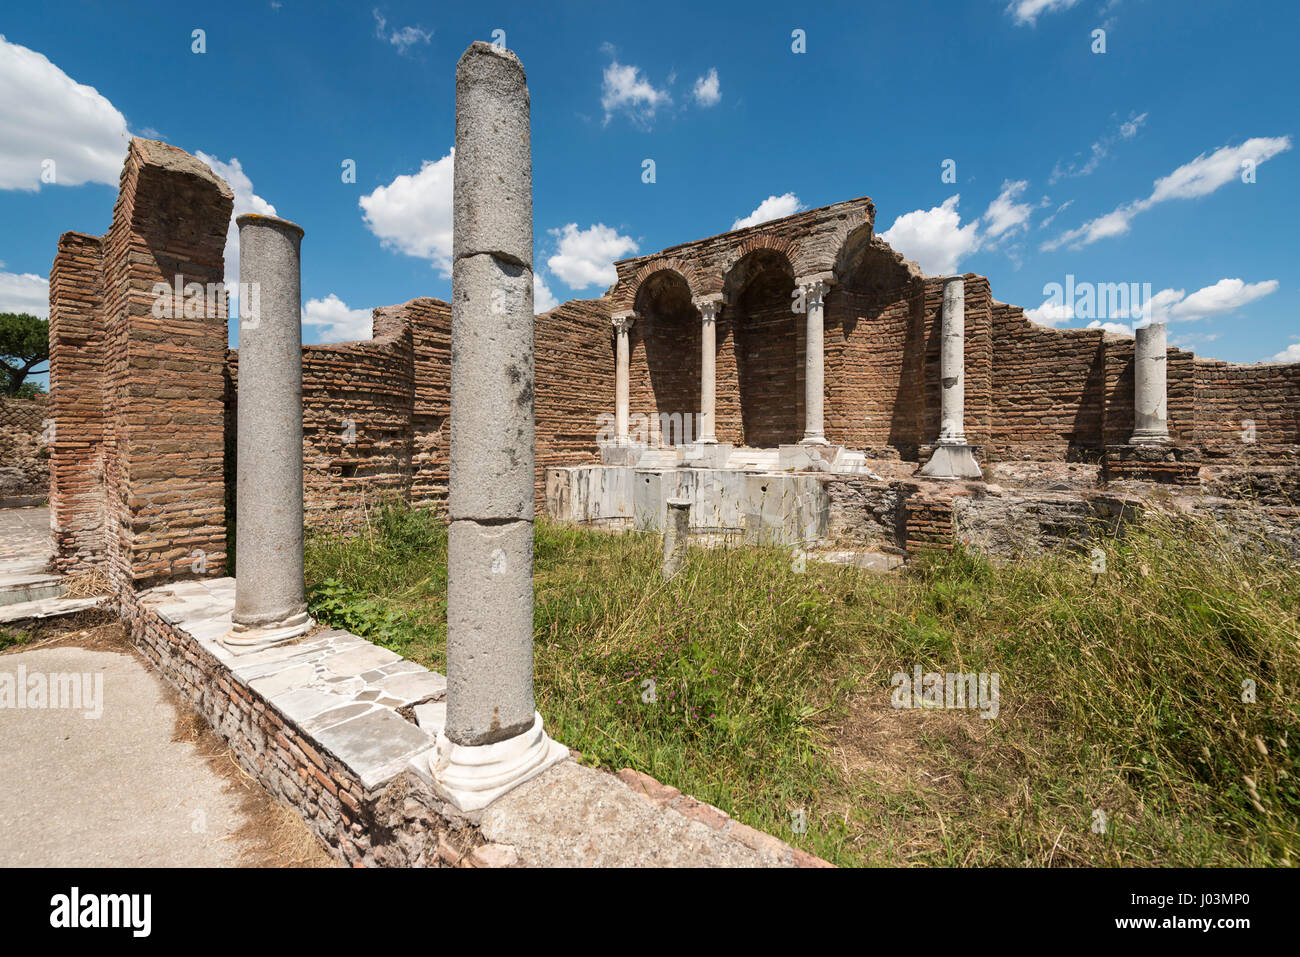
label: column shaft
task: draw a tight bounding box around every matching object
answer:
[938,277,966,444]
[613,312,633,442]
[698,300,719,443]
[228,213,310,646]
[1130,321,1172,444]
[800,279,829,445]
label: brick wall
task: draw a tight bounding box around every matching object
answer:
[1194,358,1300,455]
[48,139,232,587]
[0,396,49,506]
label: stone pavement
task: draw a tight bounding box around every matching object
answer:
[0,506,108,623]
[0,643,256,866]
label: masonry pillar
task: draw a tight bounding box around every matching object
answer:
[612,310,634,442]
[225,214,313,648]
[697,298,721,444]
[921,276,982,479]
[430,41,566,811]
[1130,321,1172,445]
[798,276,831,445]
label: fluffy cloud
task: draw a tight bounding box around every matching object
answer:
[534,272,559,312]
[1024,299,1073,327]
[601,61,671,127]
[0,34,128,190]
[1147,278,1278,323]
[1006,0,1082,26]
[0,270,49,317]
[547,223,639,290]
[1042,137,1292,251]
[303,294,372,343]
[878,195,981,275]
[982,179,1035,239]
[372,9,433,53]
[692,68,721,107]
[194,152,277,296]
[732,193,804,231]
[359,150,455,275]
[1085,319,1134,337]
[1270,342,1300,364]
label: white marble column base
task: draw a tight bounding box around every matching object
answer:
[428,711,569,812]
[221,611,313,652]
[920,443,982,480]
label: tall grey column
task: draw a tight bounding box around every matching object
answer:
[798,277,831,445]
[224,214,312,649]
[698,299,720,444]
[920,276,982,479]
[612,311,634,442]
[430,41,566,812]
[1130,321,1172,444]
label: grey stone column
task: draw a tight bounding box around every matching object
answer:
[798,276,831,445]
[612,311,634,442]
[697,299,721,444]
[430,41,566,812]
[921,276,982,479]
[1130,321,1172,444]
[224,213,312,649]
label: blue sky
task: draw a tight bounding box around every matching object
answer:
[1,0,1296,382]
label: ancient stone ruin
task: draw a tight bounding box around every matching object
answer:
[27,35,1298,865]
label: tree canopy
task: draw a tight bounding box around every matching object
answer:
[0,312,49,397]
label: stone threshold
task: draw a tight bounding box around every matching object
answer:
[127,576,831,868]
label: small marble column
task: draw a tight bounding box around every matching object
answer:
[697,299,721,444]
[798,276,831,445]
[921,276,982,479]
[224,213,312,649]
[1130,322,1172,445]
[661,498,691,579]
[612,311,634,443]
[431,40,566,812]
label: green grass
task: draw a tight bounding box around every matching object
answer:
[303,504,1300,867]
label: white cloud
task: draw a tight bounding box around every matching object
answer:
[1085,319,1134,337]
[731,193,804,230]
[194,152,277,294]
[601,61,671,127]
[1037,199,1074,230]
[1043,136,1292,251]
[534,272,559,312]
[1269,343,1300,363]
[1155,278,1278,323]
[1007,0,1082,26]
[359,150,455,275]
[0,271,49,317]
[1050,111,1148,183]
[878,195,981,275]
[692,68,721,107]
[372,9,433,53]
[546,223,639,290]
[1025,299,1073,327]
[303,294,372,343]
[0,34,128,190]
[982,179,1034,239]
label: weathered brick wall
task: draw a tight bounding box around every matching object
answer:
[48,232,105,567]
[48,140,232,587]
[987,303,1106,458]
[535,298,614,508]
[0,396,49,506]
[1193,358,1300,454]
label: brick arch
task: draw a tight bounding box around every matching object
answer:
[720,238,799,305]
[615,257,701,311]
[815,210,874,280]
